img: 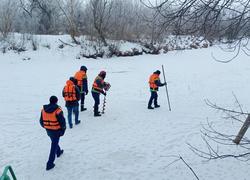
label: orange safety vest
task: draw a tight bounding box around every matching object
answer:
[74,70,87,86]
[92,76,104,92]
[63,80,77,101]
[149,74,160,90]
[42,108,62,130]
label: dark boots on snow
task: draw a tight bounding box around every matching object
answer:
[81,105,87,112]
[46,163,55,171]
[148,104,160,109]
[148,106,154,109]
[94,111,101,117]
[69,120,80,129]
[46,149,64,170]
[57,149,64,158]
[155,104,160,108]
[94,106,101,117]
[75,120,81,125]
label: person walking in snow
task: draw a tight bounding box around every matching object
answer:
[91,71,110,117]
[62,77,81,128]
[148,70,166,109]
[40,96,66,171]
[74,66,88,111]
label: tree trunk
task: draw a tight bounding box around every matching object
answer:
[233,114,250,145]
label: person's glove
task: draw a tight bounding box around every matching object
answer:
[103,92,107,96]
[164,82,167,85]
[85,90,88,95]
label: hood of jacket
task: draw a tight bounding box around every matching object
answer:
[43,104,59,113]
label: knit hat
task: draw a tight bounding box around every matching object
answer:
[80,66,87,71]
[99,71,106,76]
[99,71,106,78]
[154,70,161,74]
[49,96,58,104]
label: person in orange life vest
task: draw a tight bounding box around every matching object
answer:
[91,71,108,117]
[62,77,81,129]
[40,96,66,171]
[74,66,88,111]
[148,70,166,109]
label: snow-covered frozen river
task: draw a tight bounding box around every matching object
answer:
[1,46,250,180]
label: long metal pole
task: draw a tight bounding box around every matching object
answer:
[162,65,171,111]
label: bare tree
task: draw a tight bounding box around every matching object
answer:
[56,0,81,44]
[90,0,114,46]
[0,0,18,38]
[19,0,61,34]
[188,96,250,161]
[140,0,250,60]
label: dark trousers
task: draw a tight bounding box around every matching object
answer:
[148,91,158,107]
[46,130,62,166]
[77,85,85,108]
[80,93,85,108]
[92,91,100,114]
[66,105,79,126]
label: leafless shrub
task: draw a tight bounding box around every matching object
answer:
[188,94,250,161]
[0,0,17,38]
[31,36,38,51]
[161,155,200,180]
[1,46,7,54]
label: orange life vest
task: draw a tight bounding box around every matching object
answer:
[149,74,160,90]
[63,80,77,101]
[92,76,104,92]
[42,108,62,130]
[74,70,87,86]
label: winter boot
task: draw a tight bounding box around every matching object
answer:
[57,150,64,158]
[94,112,101,117]
[46,163,55,171]
[81,105,87,112]
[148,106,154,109]
[75,120,81,125]
[94,106,101,117]
[155,104,160,108]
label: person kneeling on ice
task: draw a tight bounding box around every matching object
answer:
[148,70,166,109]
[40,96,66,171]
[62,77,81,128]
[92,71,110,117]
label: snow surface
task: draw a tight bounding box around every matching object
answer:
[1,41,250,180]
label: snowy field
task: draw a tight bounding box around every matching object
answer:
[1,44,250,180]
